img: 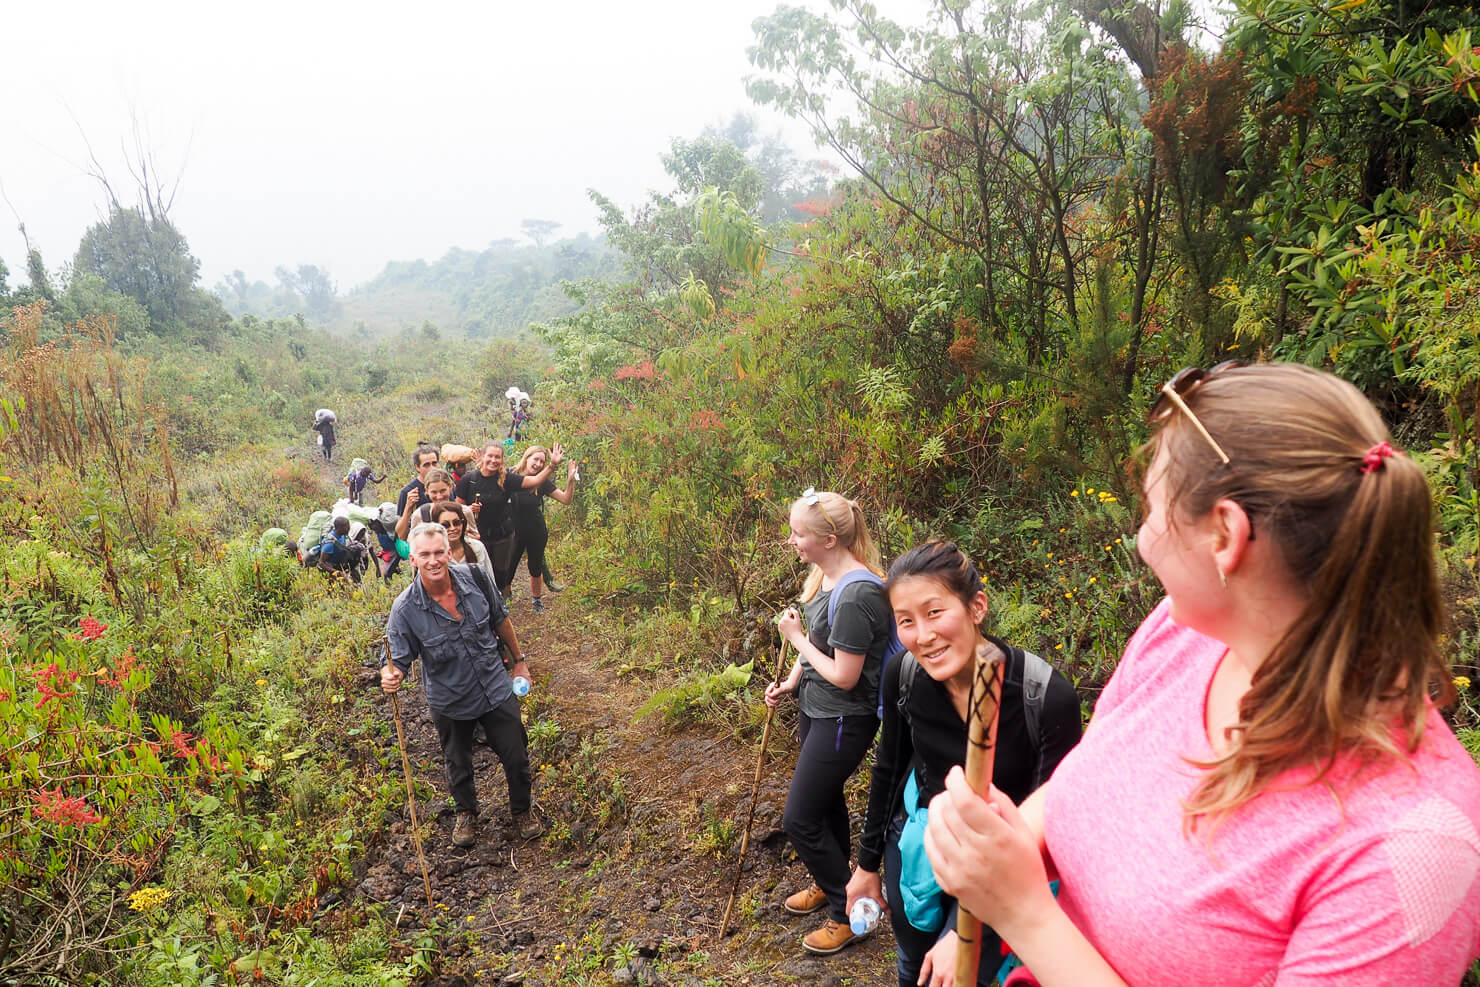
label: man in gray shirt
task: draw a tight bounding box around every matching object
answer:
[381,522,542,846]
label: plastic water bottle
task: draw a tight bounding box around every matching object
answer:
[511,675,531,697]
[849,897,881,936]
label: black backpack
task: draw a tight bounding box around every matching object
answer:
[896,645,1057,786]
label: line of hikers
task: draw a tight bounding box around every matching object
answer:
[369,362,1480,986]
[289,440,576,611]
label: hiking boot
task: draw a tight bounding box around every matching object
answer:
[531,597,545,614]
[545,580,565,593]
[783,884,827,916]
[802,919,856,955]
[514,811,544,840]
[451,811,477,848]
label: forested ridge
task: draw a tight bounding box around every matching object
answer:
[4,0,1480,983]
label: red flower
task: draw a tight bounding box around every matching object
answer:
[613,361,656,381]
[690,410,724,430]
[34,788,102,826]
[77,616,108,641]
[35,663,79,708]
[169,731,195,759]
[101,649,139,689]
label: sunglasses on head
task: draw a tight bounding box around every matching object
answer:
[1149,361,1245,465]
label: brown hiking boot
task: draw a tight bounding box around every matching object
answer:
[514,810,544,840]
[783,884,827,916]
[802,918,856,955]
[451,811,477,848]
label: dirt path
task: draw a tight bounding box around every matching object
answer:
[351,589,900,986]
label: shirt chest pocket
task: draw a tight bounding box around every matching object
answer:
[418,630,456,667]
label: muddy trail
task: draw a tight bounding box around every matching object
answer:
[347,589,899,987]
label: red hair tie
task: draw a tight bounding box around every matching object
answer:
[1360,442,1399,475]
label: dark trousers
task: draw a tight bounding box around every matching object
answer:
[883,811,1000,986]
[431,695,532,817]
[510,517,549,585]
[783,711,878,922]
[486,533,518,591]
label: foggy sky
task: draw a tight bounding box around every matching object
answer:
[2,0,918,291]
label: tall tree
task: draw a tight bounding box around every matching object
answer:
[74,205,199,326]
[521,218,561,248]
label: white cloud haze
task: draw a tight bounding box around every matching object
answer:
[2,0,909,289]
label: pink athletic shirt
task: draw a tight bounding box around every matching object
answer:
[1038,599,1480,986]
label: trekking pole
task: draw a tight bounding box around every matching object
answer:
[388,667,435,913]
[954,643,1007,986]
[719,637,793,940]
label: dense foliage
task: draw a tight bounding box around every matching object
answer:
[5,0,1480,981]
[535,0,1480,715]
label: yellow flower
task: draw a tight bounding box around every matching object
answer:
[1054,643,1063,651]
[1114,538,1122,544]
[1059,527,1066,533]
[1070,490,1079,497]
[1104,545,1112,551]
[255,679,268,687]
[128,887,172,912]
[1088,576,1098,584]
[1046,552,1053,559]
[1086,488,1095,495]
[1456,676,1472,691]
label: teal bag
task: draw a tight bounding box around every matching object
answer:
[898,768,947,932]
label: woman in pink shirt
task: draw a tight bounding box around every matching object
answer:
[924,362,1480,986]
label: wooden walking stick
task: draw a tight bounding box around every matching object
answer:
[388,662,435,913]
[718,637,794,940]
[954,642,1007,986]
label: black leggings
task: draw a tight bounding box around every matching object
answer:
[509,515,549,586]
[783,711,878,922]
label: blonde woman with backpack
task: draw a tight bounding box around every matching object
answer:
[764,489,892,956]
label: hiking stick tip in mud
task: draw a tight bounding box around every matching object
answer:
[719,636,793,941]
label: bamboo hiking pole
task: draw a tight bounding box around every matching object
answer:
[389,684,435,913]
[718,638,793,940]
[954,643,1007,986]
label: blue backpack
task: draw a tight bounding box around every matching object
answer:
[826,569,907,718]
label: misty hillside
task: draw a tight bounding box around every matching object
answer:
[214,233,622,340]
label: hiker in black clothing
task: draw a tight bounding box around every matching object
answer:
[845,541,1081,987]
[396,444,440,516]
[454,442,559,598]
[312,414,336,461]
[509,444,577,614]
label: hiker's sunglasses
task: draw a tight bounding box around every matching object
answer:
[1149,361,1245,465]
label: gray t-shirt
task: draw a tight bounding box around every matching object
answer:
[798,575,891,719]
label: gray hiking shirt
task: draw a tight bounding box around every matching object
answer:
[384,563,512,719]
